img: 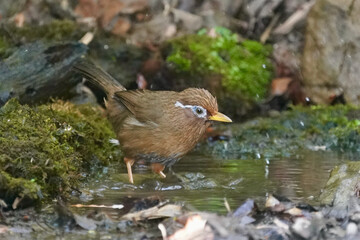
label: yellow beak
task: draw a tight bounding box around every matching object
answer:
[209,112,232,122]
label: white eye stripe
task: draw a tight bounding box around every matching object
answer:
[175,101,188,109]
[175,101,207,119]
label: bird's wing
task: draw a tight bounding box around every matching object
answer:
[113,90,165,124]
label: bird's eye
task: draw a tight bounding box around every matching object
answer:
[192,106,207,118]
[196,108,203,114]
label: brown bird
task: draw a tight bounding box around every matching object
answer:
[74,61,232,183]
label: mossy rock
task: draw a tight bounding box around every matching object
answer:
[0,99,121,208]
[165,27,273,100]
[0,19,88,59]
[318,162,360,219]
[2,19,84,43]
[319,162,360,206]
[200,105,360,159]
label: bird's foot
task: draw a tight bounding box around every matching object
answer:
[151,163,166,178]
[124,157,135,184]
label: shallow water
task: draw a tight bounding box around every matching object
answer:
[73,149,351,214]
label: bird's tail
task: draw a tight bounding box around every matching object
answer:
[73,60,126,94]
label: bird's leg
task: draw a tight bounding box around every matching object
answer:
[124,157,135,184]
[151,163,166,178]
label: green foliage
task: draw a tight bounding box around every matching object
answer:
[0,99,120,205]
[201,105,360,159]
[166,27,273,100]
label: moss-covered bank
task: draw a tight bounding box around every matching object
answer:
[0,99,121,208]
[166,27,273,101]
[203,105,360,159]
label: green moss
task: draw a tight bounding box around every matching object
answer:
[0,36,12,59]
[0,99,121,206]
[166,27,273,100]
[14,19,79,42]
[0,19,84,46]
[319,162,360,205]
[202,105,360,159]
[0,170,41,205]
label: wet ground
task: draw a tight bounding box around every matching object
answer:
[2,137,359,239]
[71,148,350,215]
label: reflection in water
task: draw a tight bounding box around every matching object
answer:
[73,150,349,214]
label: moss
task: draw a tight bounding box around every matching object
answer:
[166,27,273,100]
[0,19,85,60]
[0,170,41,207]
[202,105,360,159]
[0,99,121,206]
[13,19,80,42]
[0,19,85,47]
[0,36,12,59]
[319,162,360,205]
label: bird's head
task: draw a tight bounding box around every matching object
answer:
[176,88,232,125]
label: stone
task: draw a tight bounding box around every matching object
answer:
[302,0,360,104]
[319,162,360,219]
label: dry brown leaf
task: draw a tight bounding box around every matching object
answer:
[13,12,25,27]
[271,77,292,96]
[111,17,131,35]
[168,215,213,240]
[75,0,98,18]
[98,0,125,27]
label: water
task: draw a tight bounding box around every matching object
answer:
[73,149,349,214]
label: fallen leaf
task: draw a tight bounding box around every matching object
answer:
[73,214,97,230]
[121,204,182,221]
[75,0,98,18]
[0,225,8,234]
[0,199,8,208]
[265,195,280,208]
[168,215,213,240]
[13,12,25,27]
[98,0,124,28]
[286,207,303,216]
[111,17,131,35]
[271,77,292,96]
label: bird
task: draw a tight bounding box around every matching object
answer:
[74,60,232,184]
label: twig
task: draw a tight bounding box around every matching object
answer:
[79,32,94,45]
[273,0,316,35]
[260,13,280,43]
[224,197,231,213]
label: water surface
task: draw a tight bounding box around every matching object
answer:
[73,149,350,214]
